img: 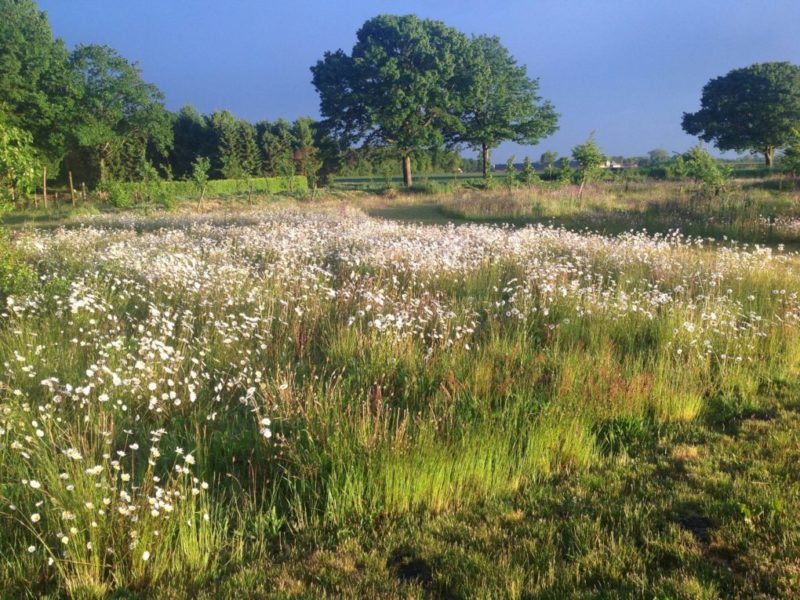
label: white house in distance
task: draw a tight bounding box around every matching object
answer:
[600,160,624,170]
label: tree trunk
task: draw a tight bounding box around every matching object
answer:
[764,147,774,168]
[99,156,107,183]
[402,155,412,187]
[482,144,490,179]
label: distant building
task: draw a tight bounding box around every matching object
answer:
[600,160,624,170]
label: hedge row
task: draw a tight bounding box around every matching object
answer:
[99,176,309,209]
[117,175,308,199]
[175,175,308,197]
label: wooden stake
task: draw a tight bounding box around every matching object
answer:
[81,182,86,201]
[68,171,76,206]
[43,166,48,209]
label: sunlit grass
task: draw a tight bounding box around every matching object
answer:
[438,179,800,243]
[1,199,799,596]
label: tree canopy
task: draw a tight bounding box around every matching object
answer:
[781,128,800,176]
[9,3,787,200]
[453,35,558,177]
[0,116,40,204]
[1,3,484,197]
[312,16,558,185]
[571,133,605,196]
[682,62,800,167]
[170,105,213,179]
[0,0,76,165]
[312,14,470,186]
[68,44,172,182]
[648,148,670,164]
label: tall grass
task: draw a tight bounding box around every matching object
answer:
[0,205,798,595]
[439,179,800,243]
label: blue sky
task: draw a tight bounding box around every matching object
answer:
[39,0,800,162]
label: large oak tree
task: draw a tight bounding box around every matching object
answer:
[311,14,468,186]
[682,62,800,167]
[453,35,558,178]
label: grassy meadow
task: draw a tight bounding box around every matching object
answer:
[1,179,800,598]
[434,179,800,244]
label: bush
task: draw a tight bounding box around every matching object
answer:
[100,180,133,208]
[782,129,800,176]
[460,177,500,191]
[191,156,211,201]
[683,145,730,195]
[0,120,40,206]
[380,185,400,198]
[142,179,178,210]
[406,180,458,194]
[518,157,539,187]
[99,179,177,210]
[202,176,308,196]
[557,158,573,184]
[95,176,308,208]
[640,165,670,180]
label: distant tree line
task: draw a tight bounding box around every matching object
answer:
[1,4,562,194]
[1,0,169,188]
[0,0,337,192]
[159,108,327,186]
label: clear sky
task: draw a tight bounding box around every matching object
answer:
[38,0,800,163]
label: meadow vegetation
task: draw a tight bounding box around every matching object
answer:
[0,184,799,596]
[437,178,800,245]
[2,4,800,596]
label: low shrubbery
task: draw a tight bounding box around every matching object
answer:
[0,119,40,208]
[97,175,308,208]
[195,175,308,196]
[0,229,35,304]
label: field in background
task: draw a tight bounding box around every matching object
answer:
[0,180,799,597]
[435,179,800,244]
[331,162,778,192]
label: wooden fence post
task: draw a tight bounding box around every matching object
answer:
[43,166,48,209]
[68,171,76,207]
